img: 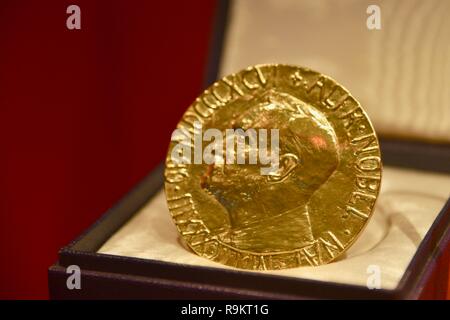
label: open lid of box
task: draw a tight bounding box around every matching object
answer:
[209,0,450,173]
[217,0,450,144]
[50,0,450,299]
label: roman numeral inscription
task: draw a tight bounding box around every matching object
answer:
[165,65,270,185]
[296,242,321,266]
[292,231,345,266]
[200,243,271,270]
[177,65,268,137]
[318,231,345,262]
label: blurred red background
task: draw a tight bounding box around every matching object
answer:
[0,0,217,299]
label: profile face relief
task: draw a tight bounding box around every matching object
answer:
[202,90,340,252]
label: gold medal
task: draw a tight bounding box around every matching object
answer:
[164,64,382,270]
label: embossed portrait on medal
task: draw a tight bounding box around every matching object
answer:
[201,90,340,253]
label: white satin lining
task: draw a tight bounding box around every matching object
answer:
[98,166,450,290]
